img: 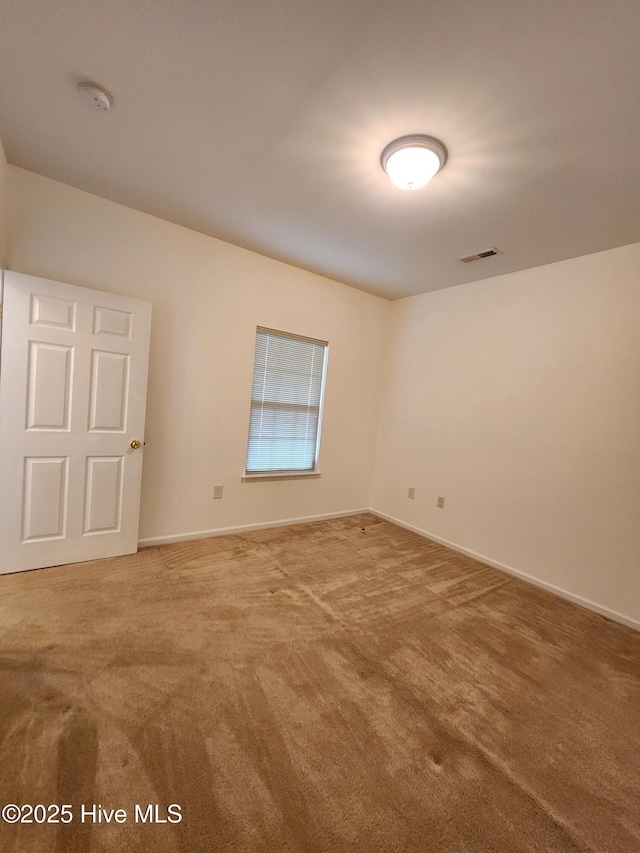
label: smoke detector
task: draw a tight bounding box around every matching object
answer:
[77,82,112,112]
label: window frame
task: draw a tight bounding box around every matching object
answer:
[243,326,329,479]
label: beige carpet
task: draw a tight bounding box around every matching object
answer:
[0,513,638,853]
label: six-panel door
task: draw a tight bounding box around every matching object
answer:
[0,272,152,574]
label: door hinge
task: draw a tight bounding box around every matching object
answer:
[0,304,3,318]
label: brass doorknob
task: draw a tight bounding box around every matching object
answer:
[130,439,142,450]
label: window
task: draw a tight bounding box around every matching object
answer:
[246,327,328,475]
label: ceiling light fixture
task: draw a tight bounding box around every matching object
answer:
[381,135,447,190]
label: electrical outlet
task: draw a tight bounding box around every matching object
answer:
[437,496,445,509]
[408,487,415,499]
[213,485,224,500]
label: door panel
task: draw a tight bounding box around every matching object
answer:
[27,342,73,430]
[30,292,77,329]
[88,350,129,431]
[93,305,132,338]
[0,271,152,574]
[22,456,69,541]
[83,456,124,534]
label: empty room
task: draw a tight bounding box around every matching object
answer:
[0,1,639,851]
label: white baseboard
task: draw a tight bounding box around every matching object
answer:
[138,508,371,548]
[369,509,640,632]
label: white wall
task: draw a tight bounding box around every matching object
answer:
[0,138,7,267]
[6,164,639,627]
[372,243,640,625]
[6,166,389,542]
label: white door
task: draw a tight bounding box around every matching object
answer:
[0,271,152,574]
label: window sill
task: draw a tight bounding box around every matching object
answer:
[242,471,322,482]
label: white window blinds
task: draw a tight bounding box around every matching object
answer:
[246,327,328,473]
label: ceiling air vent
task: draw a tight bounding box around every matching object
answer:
[458,247,502,264]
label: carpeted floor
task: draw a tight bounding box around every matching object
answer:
[0,513,638,853]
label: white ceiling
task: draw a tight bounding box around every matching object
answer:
[1,0,639,299]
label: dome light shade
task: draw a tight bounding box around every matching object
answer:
[381,135,447,190]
